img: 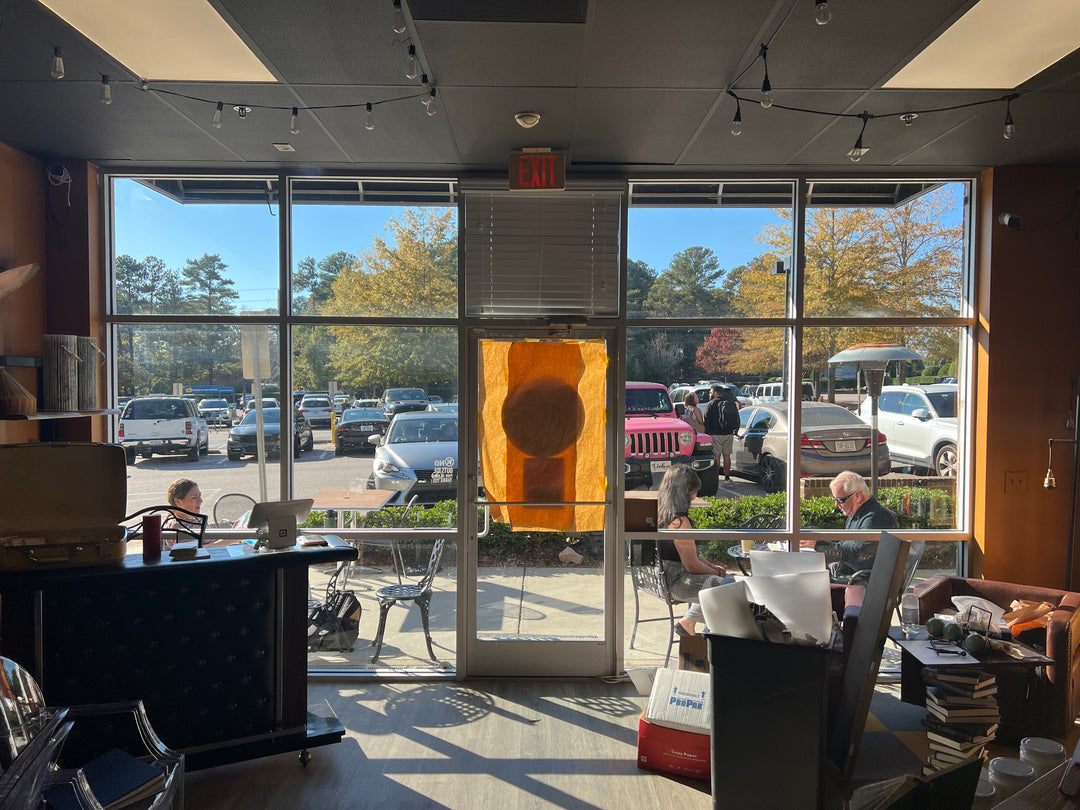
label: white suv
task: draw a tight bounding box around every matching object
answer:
[857,384,958,476]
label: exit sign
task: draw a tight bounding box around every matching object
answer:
[509,151,565,191]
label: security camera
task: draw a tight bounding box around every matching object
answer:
[47,163,65,178]
[997,212,1022,229]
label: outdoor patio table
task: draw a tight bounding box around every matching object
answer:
[726,543,769,576]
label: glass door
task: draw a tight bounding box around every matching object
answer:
[462,328,618,676]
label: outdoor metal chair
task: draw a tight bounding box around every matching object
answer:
[123,505,207,548]
[370,538,446,664]
[627,539,687,667]
[212,493,257,528]
[738,512,784,531]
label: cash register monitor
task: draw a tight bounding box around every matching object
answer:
[248,498,314,549]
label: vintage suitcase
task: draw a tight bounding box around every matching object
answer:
[0,442,128,569]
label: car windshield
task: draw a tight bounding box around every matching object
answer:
[387,388,426,401]
[240,408,281,425]
[302,398,330,407]
[343,409,383,421]
[124,399,188,420]
[626,387,674,414]
[801,405,864,427]
[201,399,227,408]
[926,391,957,418]
[387,418,457,443]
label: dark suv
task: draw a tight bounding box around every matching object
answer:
[380,387,430,417]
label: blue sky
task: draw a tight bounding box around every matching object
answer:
[113,178,787,311]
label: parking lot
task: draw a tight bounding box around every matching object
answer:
[122,421,772,518]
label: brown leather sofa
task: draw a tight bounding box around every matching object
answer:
[915,576,1080,741]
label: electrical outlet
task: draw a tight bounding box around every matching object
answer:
[1005,470,1028,494]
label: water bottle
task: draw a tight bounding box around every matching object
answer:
[900,587,920,637]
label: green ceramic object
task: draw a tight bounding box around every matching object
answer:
[943,621,964,642]
[926,616,946,638]
[964,633,991,656]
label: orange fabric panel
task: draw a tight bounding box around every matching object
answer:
[479,339,607,531]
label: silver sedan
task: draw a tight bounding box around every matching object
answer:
[732,402,891,492]
[369,412,459,504]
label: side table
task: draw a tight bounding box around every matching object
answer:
[726,543,768,576]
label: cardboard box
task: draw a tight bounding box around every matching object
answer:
[645,668,711,734]
[636,713,710,780]
[679,636,709,673]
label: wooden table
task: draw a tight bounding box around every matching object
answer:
[310,488,397,527]
[996,760,1080,809]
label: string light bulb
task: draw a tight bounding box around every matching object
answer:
[100,75,112,106]
[731,96,743,136]
[1003,97,1016,140]
[848,112,870,162]
[392,0,406,34]
[405,44,419,80]
[50,47,65,79]
[290,107,300,135]
[759,44,773,108]
[814,1,831,25]
[211,101,223,129]
[365,102,375,131]
[420,74,430,103]
[425,87,437,117]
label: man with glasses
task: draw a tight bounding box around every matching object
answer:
[826,470,897,582]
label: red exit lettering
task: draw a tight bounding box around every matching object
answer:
[509,152,565,190]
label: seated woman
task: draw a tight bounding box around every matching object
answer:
[162,478,208,545]
[657,464,726,637]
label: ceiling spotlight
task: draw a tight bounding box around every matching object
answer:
[814,1,831,25]
[899,113,918,127]
[51,47,65,80]
[514,111,541,128]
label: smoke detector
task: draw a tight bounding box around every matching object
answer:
[514,111,541,128]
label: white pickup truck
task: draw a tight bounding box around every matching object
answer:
[118,396,209,465]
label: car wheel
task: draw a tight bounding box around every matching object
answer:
[227,450,242,461]
[758,455,783,493]
[295,436,303,457]
[334,443,344,456]
[697,462,719,497]
[125,448,137,466]
[304,433,314,452]
[199,437,209,456]
[187,446,199,462]
[934,443,958,477]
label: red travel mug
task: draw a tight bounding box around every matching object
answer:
[142,514,162,563]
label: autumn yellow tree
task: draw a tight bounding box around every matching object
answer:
[725,188,963,380]
[321,208,458,393]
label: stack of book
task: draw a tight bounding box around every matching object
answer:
[920,666,999,775]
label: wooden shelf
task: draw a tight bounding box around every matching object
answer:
[0,409,119,421]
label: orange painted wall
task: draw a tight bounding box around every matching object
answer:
[975,166,1080,588]
[0,143,46,445]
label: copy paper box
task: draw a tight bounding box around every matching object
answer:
[679,635,709,673]
[636,713,711,780]
[645,668,711,734]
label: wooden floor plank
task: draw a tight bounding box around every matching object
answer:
[185,680,713,809]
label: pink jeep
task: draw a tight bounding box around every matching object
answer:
[624,381,719,496]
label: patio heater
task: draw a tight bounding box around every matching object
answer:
[827,344,922,498]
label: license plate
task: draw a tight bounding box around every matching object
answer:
[149,439,164,445]
[650,459,671,473]
[835,440,857,452]
[431,467,454,483]
[360,424,373,431]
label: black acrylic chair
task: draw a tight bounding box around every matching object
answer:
[122,505,207,548]
[627,539,687,667]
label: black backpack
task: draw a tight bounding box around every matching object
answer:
[703,398,722,434]
[719,399,740,433]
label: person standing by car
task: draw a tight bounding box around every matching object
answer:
[656,464,726,637]
[680,390,706,434]
[703,384,739,481]
[827,470,898,578]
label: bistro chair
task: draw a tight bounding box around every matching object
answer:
[370,538,446,664]
[212,493,257,528]
[123,505,207,548]
[627,539,687,667]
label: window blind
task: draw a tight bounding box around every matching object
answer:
[464,191,622,317]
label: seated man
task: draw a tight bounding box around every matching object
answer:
[824,470,898,580]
